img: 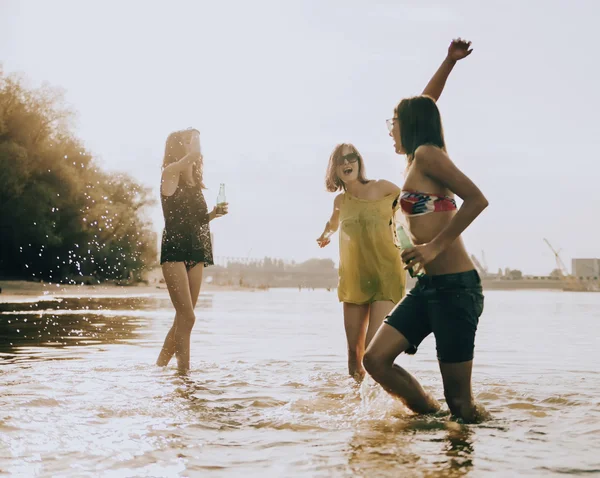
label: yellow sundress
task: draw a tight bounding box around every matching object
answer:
[337,192,406,304]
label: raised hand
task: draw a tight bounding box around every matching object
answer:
[447,38,473,62]
[185,130,201,155]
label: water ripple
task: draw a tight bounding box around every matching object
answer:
[1,289,599,476]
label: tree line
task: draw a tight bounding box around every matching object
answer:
[0,68,157,282]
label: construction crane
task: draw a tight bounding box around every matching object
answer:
[470,250,489,278]
[470,254,487,277]
[543,238,586,291]
[543,238,569,276]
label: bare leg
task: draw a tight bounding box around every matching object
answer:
[157,264,204,367]
[343,303,369,381]
[363,324,440,414]
[159,262,197,372]
[365,300,395,348]
[439,360,490,423]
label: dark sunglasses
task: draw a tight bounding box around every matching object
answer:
[336,153,360,165]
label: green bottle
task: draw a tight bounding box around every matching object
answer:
[216,183,226,214]
[396,225,421,278]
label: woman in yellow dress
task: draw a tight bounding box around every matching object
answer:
[316,39,473,381]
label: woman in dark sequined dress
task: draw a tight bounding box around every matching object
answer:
[157,128,228,372]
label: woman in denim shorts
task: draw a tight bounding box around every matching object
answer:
[363,54,490,422]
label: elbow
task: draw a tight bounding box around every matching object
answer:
[464,194,488,214]
[478,195,489,212]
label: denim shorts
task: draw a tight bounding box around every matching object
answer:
[384,269,484,363]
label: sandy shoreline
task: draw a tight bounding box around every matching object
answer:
[0,279,252,302]
[1,277,588,303]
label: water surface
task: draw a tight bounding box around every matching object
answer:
[1,289,599,476]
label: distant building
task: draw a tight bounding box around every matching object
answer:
[572,258,600,278]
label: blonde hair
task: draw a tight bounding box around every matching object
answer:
[325,143,369,192]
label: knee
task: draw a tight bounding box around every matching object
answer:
[362,351,388,379]
[176,311,196,333]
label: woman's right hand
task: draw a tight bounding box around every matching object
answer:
[179,131,201,167]
[185,130,201,154]
[317,234,331,248]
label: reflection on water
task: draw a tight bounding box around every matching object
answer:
[0,295,213,361]
[346,421,474,477]
[1,289,599,476]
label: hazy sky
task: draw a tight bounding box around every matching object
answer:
[2,0,599,275]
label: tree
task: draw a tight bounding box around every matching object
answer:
[507,269,523,280]
[0,68,157,281]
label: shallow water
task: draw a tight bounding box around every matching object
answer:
[1,289,599,477]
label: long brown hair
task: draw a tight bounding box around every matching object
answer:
[325,143,369,192]
[395,95,446,163]
[162,128,206,189]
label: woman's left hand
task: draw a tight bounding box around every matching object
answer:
[211,203,229,219]
[401,242,441,273]
[447,38,473,61]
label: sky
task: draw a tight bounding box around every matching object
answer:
[1,0,599,275]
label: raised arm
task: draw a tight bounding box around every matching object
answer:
[317,194,343,248]
[160,152,201,196]
[421,38,473,102]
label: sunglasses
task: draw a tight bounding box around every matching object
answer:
[336,153,360,165]
[386,118,397,133]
